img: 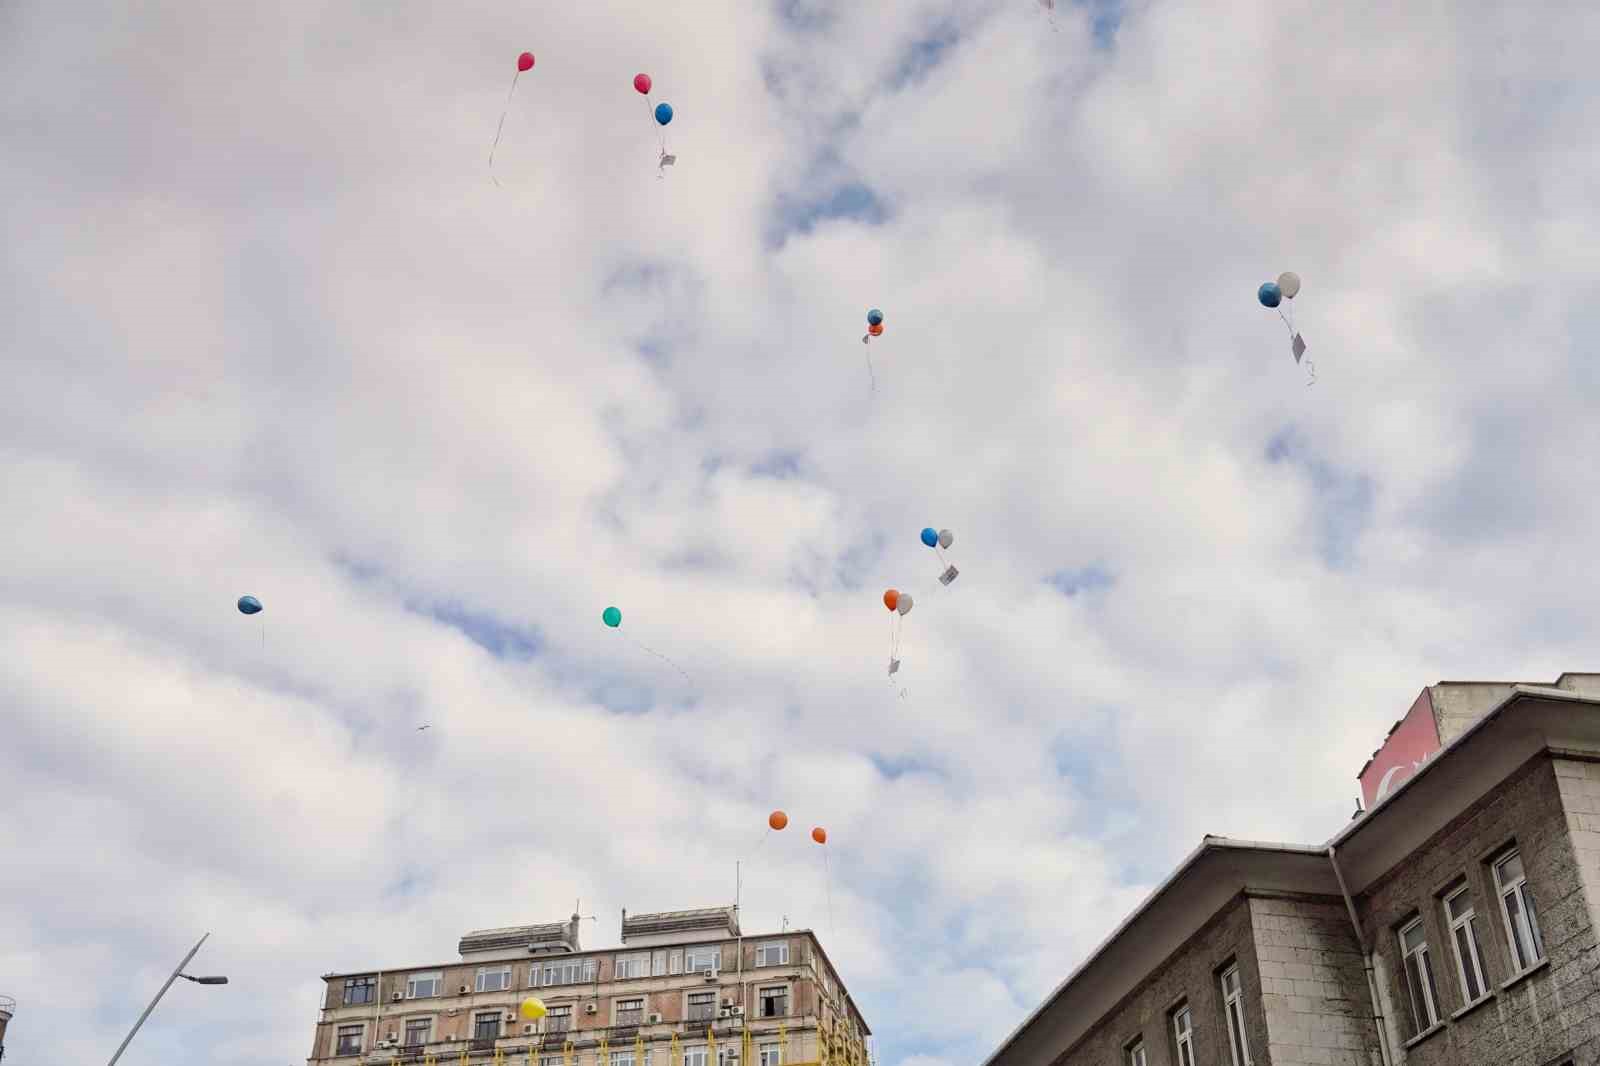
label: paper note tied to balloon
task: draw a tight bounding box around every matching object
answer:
[939,565,959,586]
[660,154,676,167]
[888,658,901,677]
[1292,333,1307,363]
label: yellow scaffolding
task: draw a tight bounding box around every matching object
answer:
[564,1039,576,1066]
[600,1032,612,1066]
[670,1033,682,1066]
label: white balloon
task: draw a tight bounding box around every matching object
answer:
[897,593,914,615]
[937,529,953,549]
[1277,271,1301,299]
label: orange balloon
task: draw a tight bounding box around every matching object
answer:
[883,589,899,611]
[868,323,883,336]
[812,827,827,845]
[769,810,788,831]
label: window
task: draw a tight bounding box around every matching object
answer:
[759,1045,784,1066]
[613,1051,637,1066]
[685,945,720,975]
[1494,849,1546,972]
[718,1047,740,1066]
[759,986,789,1019]
[543,958,598,986]
[1125,1040,1147,1066]
[616,952,651,980]
[543,1058,566,1066]
[616,998,644,1026]
[342,976,376,1005]
[684,1047,709,1066]
[547,1006,572,1033]
[1171,1005,1194,1066]
[474,1012,502,1042]
[405,1019,432,1046]
[406,972,443,999]
[1220,964,1252,1066]
[669,949,684,975]
[1399,917,1441,1035]
[1443,884,1488,1003]
[336,1025,364,1055]
[756,942,789,967]
[653,950,669,976]
[687,991,717,1022]
[477,967,511,993]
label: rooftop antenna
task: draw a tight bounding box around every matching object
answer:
[781,914,788,933]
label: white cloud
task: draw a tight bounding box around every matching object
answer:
[5,0,1600,1064]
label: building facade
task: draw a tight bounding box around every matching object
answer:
[307,906,870,1066]
[0,994,13,1062]
[981,673,1600,1066]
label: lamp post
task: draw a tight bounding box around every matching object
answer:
[106,932,228,1066]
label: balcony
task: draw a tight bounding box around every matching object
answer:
[686,1005,717,1024]
[616,1010,644,1027]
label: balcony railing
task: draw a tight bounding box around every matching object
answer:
[616,1010,644,1027]
[471,1037,498,1051]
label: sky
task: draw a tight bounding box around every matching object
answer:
[3,0,1600,1064]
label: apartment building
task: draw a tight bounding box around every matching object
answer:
[981,673,1600,1066]
[0,994,13,1063]
[307,905,870,1066]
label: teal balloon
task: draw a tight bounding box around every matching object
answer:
[237,595,262,615]
[1258,282,1282,308]
[867,309,884,327]
[602,606,622,628]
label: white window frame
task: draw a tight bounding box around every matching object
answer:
[1125,1039,1147,1066]
[1171,1005,1194,1066]
[473,1010,503,1041]
[543,958,597,986]
[683,1047,709,1066]
[652,950,669,976]
[685,945,721,975]
[542,1057,565,1066]
[546,1005,573,1033]
[613,1051,637,1066]
[757,984,790,1019]
[335,1023,365,1055]
[669,949,683,975]
[1398,917,1440,1035]
[615,998,645,1025]
[756,941,790,967]
[759,1044,784,1066]
[406,971,443,999]
[476,966,511,993]
[1220,964,1252,1066]
[615,952,651,980]
[1493,848,1546,972]
[1443,884,1488,1003]
[404,1018,433,1046]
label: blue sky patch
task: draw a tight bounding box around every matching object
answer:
[422,602,542,660]
[1047,564,1115,597]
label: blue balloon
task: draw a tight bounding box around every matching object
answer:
[237,595,262,615]
[867,309,884,327]
[920,527,938,548]
[655,102,673,126]
[1258,282,1282,308]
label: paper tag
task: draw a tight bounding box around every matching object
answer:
[659,154,677,167]
[939,565,959,586]
[1292,333,1307,363]
[888,658,900,676]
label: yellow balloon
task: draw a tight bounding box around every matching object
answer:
[520,997,548,1021]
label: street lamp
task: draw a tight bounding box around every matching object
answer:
[106,933,228,1066]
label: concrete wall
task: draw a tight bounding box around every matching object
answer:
[1428,683,1518,746]
[1249,896,1383,1066]
[1049,894,1266,1066]
[1358,754,1600,1066]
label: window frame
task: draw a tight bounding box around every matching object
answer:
[473,1010,504,1041]
[1398,916,1441,1035]
[683,1046,709,1066]
[1493,848,1546,973]
[1124,1038,1147,1066]
[543,957,598,987]
[335,1023,365,1056]
[615,997,645,1026]
[1442,883,1488,1004]
[757,984,790,1019]
[686,990,718,1023]
[684,945,721,976]
[759,1044,784,1066]
[1220,963,1252,1066]
[615,952,652,981]
[475,966,512,994]
[406,971,443,999]
[756,941,790,967]
[404,1018,433,1047]
[342,975,376,1006]
[1170,1004,1194,1066]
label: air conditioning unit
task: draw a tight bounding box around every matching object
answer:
[718,1008,731,1019]
[524,1024,537,1035]
[392,992,404,1002]
[387,1032,399,1041]
[447,1008,461,1016]
[731,1007,744,1017]
[459,984,471,995]
[375,1040,391,1050]
[721,998,734,1008]
[584,1004,598,1015]
[647,1013,662,1025]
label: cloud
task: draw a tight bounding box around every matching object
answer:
[5,0,1600,1065]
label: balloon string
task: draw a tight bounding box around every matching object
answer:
[627,633,693,686]
[864,344,876,392]
[489,70,521,186]
[822,848,834,937]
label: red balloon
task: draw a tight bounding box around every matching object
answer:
[634,73,652,95]
[518,52,535,72]
[811,827,827,845]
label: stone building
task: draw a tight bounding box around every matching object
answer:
[306,905,870,1066]
[981,673,1600,1066]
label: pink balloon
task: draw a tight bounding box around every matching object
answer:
[634,73,652,95]
[518,52,535,72]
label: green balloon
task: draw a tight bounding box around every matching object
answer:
[602,606,622,628]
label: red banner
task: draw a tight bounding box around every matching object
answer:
[1359,688,1443,810]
